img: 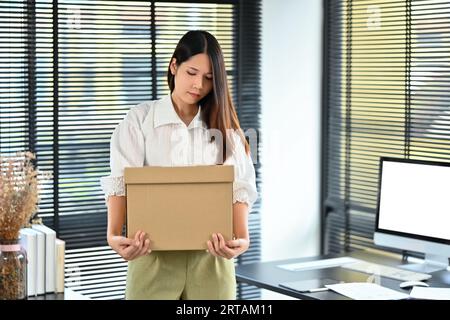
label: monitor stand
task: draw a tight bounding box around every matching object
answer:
[401,254,449,273]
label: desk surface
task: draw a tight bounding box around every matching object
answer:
[236,249,450,300]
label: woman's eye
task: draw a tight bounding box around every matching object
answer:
[187,71,196,76]
[206,76,213,81]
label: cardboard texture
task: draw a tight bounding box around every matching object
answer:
[124,165,234,250]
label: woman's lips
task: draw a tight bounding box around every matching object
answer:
[188,92,200,98]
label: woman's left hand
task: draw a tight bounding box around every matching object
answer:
[206,233,249,259]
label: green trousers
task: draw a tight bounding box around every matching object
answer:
[125,250,236,300]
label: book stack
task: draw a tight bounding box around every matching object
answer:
[55,238,65,293]
[19,225,65,296]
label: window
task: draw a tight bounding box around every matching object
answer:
[323,0,450,255]
[1,0,261,299]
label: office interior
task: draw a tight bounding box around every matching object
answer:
[1,0,449,300]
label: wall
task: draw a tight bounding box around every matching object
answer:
[260,0,323,298]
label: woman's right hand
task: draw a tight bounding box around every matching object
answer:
[108,230,151,261]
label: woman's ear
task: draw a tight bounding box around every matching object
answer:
[170,58,177,75]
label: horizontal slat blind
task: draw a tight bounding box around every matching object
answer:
[65,246,127,300]
[0,0,30,155]
[34,0,55,235]
[323,0,450,255]
[48,0,154,247]
[409,1,450,160]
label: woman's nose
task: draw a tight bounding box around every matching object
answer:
[194,77,203,89]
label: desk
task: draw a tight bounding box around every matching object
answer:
[236,249,450,300]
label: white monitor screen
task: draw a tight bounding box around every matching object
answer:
[378,160,450,242]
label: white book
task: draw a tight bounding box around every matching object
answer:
[33,228,46,295]
[32,224,56,293]
[55,238,65,293]
[19,228,38,297]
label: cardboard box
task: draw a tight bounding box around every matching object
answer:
[124,165,234,250]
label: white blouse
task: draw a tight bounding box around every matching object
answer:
[100,94,258,211]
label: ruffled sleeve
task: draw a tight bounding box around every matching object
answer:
[224,131,259,211]
[99,113,145,205]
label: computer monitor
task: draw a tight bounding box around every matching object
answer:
[374,157,450,273]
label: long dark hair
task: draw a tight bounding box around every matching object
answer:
[167,30,250,163]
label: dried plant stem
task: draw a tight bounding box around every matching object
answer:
[0,151,51,240]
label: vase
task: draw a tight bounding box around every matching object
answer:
[0,238,27,300]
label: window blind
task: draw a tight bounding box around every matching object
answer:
[0,0,31,156]
[323,0,450,255]
[1,0,261,300]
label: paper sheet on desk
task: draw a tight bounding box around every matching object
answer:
[326,283,409,300]
[410,287,450,300]
[277,257,358,271]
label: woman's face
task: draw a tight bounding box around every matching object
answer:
[170,53,213,105]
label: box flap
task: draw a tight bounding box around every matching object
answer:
[124,165,234,184]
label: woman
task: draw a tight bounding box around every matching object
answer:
[100,30,258,299]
